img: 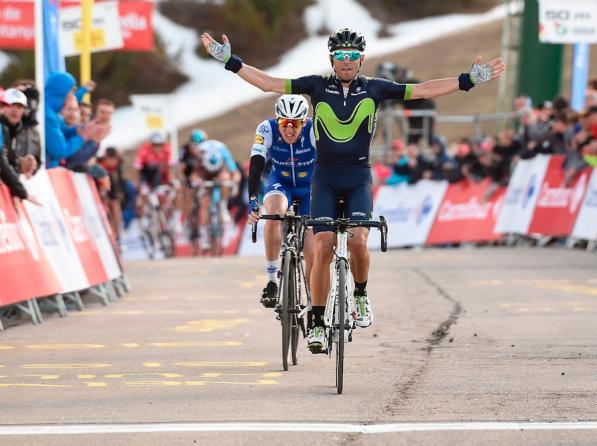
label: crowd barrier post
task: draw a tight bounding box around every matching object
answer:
[15,299,42,325]
[37,295,68,318]
[62,291,85,311]
[88,284,112,306]
[111,276,130,297]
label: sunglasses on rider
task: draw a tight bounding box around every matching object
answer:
[331,50,362,62]
[277,118,305,128]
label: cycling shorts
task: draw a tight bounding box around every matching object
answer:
[310,164,373,234]
[263,176,311,216]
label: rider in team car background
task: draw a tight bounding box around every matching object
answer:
[201,27,505,352]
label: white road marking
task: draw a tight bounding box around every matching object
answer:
[1,421,597,435]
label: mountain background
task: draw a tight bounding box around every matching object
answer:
[0,0,587,164]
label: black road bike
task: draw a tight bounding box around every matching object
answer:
[252,202,312,371]
[306,212,387,394]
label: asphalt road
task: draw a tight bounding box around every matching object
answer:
[1,247,596,445]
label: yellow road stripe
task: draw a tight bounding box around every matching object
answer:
[536,283,597,296]
[123,381,182,387]
[0,383,67,388]
[26,344,105,350]
[22,363,112,369]
[22,374,60,380]
[148,341,242,348]
[177,361,267,368]
[170,319,248,333]
[103,373,183,379]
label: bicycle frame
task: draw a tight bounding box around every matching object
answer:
[305,216,387,393]
[252,205,312,370]
[324,229,355,337]
[191,179,236,256]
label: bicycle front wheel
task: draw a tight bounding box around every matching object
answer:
[281,250,292,371]
[336,259,347,394]
[290,256,299,366]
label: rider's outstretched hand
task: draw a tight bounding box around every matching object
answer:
[201,33,232,63]
[201,33,243,73]
[469,55,505,84]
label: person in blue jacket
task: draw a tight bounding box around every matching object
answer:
[44,71,86,168]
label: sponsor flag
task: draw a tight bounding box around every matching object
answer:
[43,0,65,77]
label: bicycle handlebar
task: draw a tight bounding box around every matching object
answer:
[304,216,388,252]
[251,214,304,243]
[251,214,388,252]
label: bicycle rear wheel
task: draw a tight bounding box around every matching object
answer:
[281,250,292,371]
[336,260,347,394]
[290,256,299,366]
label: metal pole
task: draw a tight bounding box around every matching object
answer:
[34,0,46,165]
[80,0,94,102]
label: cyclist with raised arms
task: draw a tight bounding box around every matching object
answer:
[201,28,504,352]
[247,94,317,308]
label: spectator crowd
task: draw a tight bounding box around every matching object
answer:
[374,62,597,198]
[2,65,597,250]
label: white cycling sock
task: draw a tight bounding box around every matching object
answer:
[266,260,277,282]
[200,226,209,240]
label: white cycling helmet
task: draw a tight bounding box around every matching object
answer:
[201,145,224,173]
[149,132,166,144]
[275,94,309,120]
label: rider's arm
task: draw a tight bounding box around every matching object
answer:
[201,33,322,96]
[237,64,286,94]
[220,146,239,173]
[410,78,460,100]
[376,56,504,100]
[248,120,273,200]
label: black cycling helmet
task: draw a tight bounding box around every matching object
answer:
[327,28,366,52]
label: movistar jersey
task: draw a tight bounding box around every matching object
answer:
[251,118,317,188]
[285,74,412,166]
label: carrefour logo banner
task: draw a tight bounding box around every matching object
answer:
[527,156,590,236]
[427,179,505,245]
[539,0,597,43]
[369,180,447,249]
[495,155,549,235]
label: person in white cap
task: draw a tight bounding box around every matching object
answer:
[0,89,40,206]
[0,88,39,178]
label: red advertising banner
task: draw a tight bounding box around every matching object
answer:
[0,0,152,51]
[48,168,108,286]
[427,178,506,245]
[118,0,153,51]
[85,174,124,270]
[527,155,590,236]
[0,185,61,306]
[0,1,35,49]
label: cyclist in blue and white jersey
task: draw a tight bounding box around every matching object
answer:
[247,95,317,308]
[202,28,505,352]
[187,130,241,251]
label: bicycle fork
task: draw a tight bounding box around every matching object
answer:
[324,231,352,336]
